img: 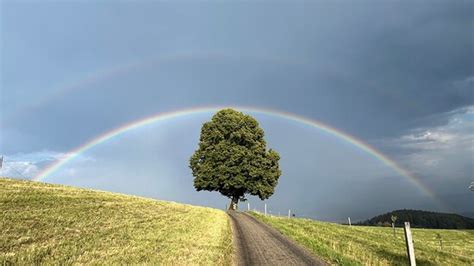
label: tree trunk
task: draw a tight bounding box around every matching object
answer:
[229,196,239,210]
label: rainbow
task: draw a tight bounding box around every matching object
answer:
[4,53,304,126]
[33,105,439,204]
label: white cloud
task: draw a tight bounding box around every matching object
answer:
[370,107,473,213]
[392,107,473,152]
[379,106,473,178]
[0,150,94,179]
[0,160,40,179]
[401,130,455,145]
[453,75,474,90]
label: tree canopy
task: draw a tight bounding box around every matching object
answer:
[189,108,281,209]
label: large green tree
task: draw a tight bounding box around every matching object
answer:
[190,108,281,210]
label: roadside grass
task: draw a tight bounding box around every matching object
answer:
[0,177,232,265]
[251,212,473,265]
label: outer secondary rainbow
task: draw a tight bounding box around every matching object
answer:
[4,53,303,125]
[33,105,438,203]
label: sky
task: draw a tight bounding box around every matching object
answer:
[1,0,473,222]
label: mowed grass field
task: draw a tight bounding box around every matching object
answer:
[0,178,232,265]
[251,212,473,265]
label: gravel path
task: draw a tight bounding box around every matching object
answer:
[228,211,327,265]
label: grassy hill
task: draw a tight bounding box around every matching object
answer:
[359,209,474,229]
[251,212,473,265]
[0,178,232,264]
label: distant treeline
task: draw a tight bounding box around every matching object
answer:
[358,209,474,229]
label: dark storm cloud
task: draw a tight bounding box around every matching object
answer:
[2,1,472,154]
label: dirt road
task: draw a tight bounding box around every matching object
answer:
[228,211,327,265]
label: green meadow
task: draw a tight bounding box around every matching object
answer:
[251,212,473,265]
[0,178,232,265]
[2,177,472,265]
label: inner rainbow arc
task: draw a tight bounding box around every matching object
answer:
[32,105,439,206]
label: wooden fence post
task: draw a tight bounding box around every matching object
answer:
[404,222,416,266]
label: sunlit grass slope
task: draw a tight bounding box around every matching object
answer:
[0,178,232,265]
[251,212,473,265]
